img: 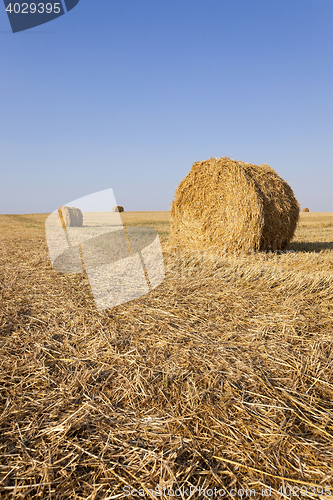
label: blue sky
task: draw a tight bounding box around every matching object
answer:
[1,0,333,213]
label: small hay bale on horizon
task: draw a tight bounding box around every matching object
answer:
[302,207,310,212]
[57,206,83,228]
[113,205,124,212]
[169,157,300,256]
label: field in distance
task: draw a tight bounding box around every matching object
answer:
[1,210,332,248]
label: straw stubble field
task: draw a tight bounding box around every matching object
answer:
[1,211,333,499]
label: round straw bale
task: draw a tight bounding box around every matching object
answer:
[169,157,300,256]
[302,207,310,212]
[113,205,124,212]
[57,206,83,228]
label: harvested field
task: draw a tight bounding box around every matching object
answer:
[1,211,333,499]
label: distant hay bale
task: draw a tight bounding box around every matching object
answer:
[169,157,300,256]
[57,206,83,228]
[302,208,310,212]
[113,206,124,212]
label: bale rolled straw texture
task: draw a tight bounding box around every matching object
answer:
[113,205,124,212]
[57,206,83,228]
[169,157,300,256]
[302,207,310,212]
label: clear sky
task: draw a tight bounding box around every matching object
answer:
[1,0,332,214]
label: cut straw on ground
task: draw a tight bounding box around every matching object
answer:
[1,212,333,499]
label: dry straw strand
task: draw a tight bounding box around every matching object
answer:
[56,206,83,227]
[169,157,300,256]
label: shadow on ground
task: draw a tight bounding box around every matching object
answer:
[288,241,333,253]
